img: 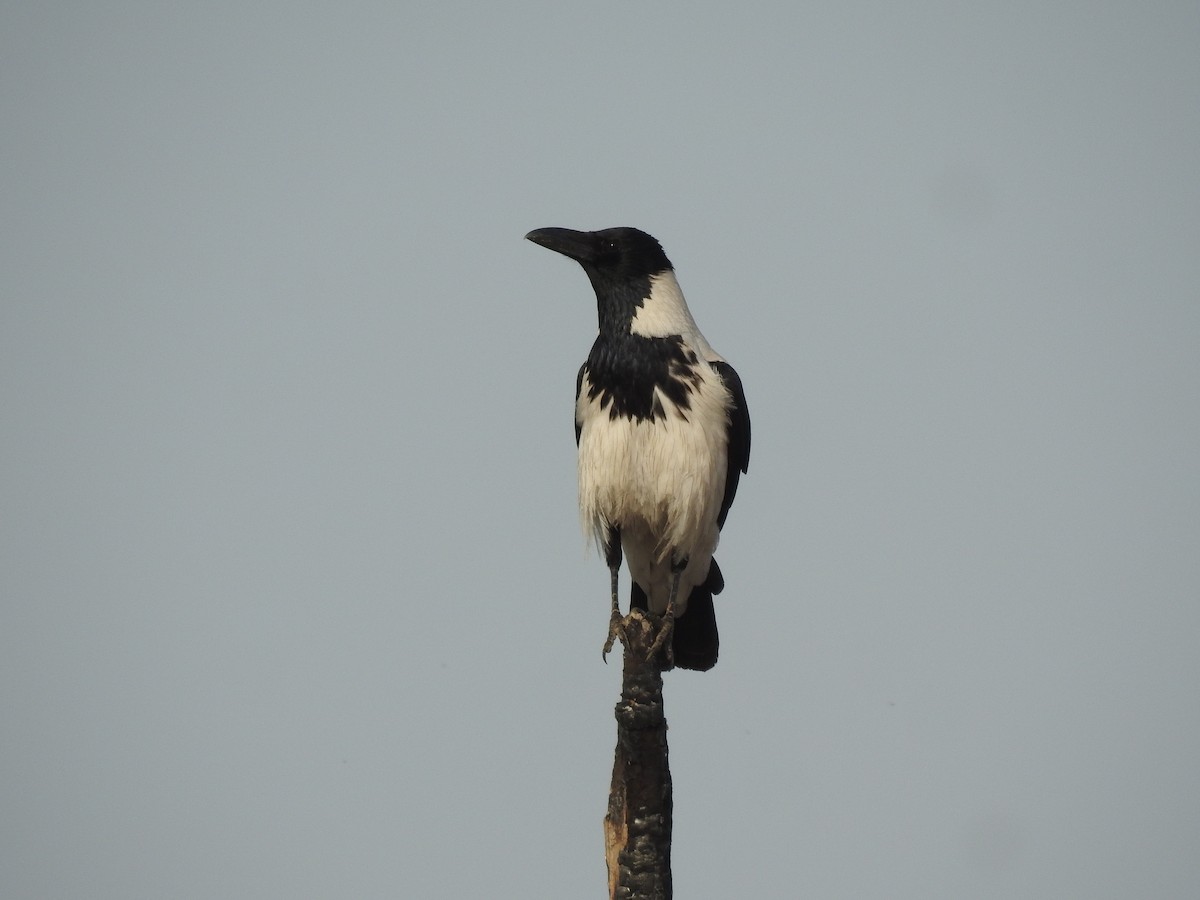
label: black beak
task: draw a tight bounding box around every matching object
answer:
[525,227,598,263]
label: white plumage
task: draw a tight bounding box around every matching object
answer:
[576,355,732,618]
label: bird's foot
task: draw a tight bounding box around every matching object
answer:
[648,614,675,671]
[602,610,626,663]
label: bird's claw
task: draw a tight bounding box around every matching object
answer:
[602,612,625,663]
[648,615,675,670]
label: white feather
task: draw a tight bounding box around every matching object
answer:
[630,272,724,362]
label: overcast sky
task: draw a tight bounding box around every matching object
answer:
[3,3,1198,898]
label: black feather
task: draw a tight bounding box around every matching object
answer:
[710,360,750,529]
[630,560,724,672]
[581,333,702,425]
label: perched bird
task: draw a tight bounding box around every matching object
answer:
[526,226,750,670]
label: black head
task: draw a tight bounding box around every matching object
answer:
[525,227,673,294]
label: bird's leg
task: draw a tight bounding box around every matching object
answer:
[601,527,624,662]
[648,556,687,670]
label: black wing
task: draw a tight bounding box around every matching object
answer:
[710,360,750,530]
[574,362,586,445]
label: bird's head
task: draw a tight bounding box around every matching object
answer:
[525,227,673,297]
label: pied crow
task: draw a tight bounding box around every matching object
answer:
[526,226,750,671]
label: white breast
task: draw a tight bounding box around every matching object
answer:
[576,359,731,615]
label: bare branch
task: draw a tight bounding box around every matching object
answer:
[604,610,672,900]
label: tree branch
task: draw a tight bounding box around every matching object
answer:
[604,610,672,900]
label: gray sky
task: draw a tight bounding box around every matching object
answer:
[3,2,1198,898]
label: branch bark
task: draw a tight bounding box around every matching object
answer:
[604,610,672,900]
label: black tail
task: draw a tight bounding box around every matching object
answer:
[630,560,724,672]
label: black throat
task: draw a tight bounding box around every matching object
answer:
[587,270,652,338]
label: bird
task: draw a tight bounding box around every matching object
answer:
[525,226,750,671]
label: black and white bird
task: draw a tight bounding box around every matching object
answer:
[526,227,750,671]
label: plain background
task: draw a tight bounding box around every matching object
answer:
[3,3,1198,898]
